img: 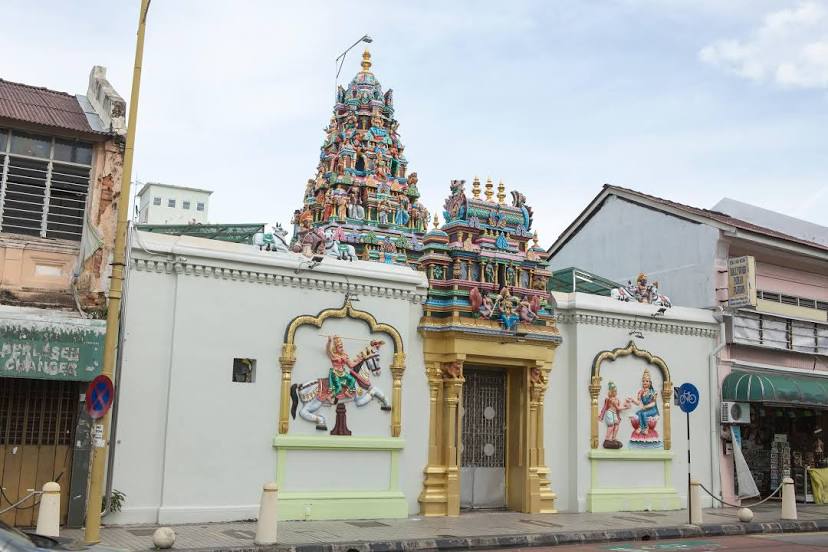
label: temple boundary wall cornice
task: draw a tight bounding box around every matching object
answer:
[130,231,429,304]
[553,291,719,339]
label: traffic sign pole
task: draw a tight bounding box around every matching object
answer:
[676,382,699,525]
[687,410,691,525]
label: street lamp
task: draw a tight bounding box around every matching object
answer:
[335,34,373,97]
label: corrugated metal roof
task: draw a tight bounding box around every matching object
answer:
[0,78,108,135]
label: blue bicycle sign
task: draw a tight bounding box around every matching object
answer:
[675,382,699,414]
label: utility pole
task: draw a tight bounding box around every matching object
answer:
[85,0,150,543]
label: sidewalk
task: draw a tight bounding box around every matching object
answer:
[61,504,828,551]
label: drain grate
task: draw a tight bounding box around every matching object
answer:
[127,529,157,537]
[612,515,652,523]
[520,519,563,528]
[222,529,256,540]
[346,521,390,528]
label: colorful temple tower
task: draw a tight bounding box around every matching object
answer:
[417,178,561,516]
[291,50,428,265]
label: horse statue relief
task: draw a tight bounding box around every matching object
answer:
[290,337,391,431]
[324,226,357,261]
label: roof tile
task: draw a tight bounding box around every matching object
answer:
[0,78,106,135]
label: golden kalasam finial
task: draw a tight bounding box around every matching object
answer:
[497,180,506,204]
[532,230,539,247]
[433,213,439,229]
[361,49,372,72]
[472,176,481,199]
[484,177,494,201]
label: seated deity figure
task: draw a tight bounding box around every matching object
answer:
[629,368,659,436]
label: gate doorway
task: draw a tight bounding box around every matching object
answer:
[461,368,506,509]
[0,378,78,527]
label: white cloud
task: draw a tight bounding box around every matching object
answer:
[699,1,828,88]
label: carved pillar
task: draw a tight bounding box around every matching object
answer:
[278,343,297,434]
[662,381,673,450]
[528,361,556,513]
[589,374,602,449]
[442,360,464,516]
[419,361,449,516]
[390,352,406,438]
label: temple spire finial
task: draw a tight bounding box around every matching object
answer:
[497,180,506,204]
[484,177,494,201]
[433,213,440,229]
[472,176,481,199]
[361,49,372,72]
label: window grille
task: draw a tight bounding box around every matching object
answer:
[757,290,828,312]
[182,200,190,210]
[0,129,92,242]
[732,311,827,355]
[196,202,205,212]
[167,199,176,208]
[153,196,161,206]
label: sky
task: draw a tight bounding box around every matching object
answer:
[2,0,827,244]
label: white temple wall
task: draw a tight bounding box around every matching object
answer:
[109,232,428,524]
[550,292,720,512]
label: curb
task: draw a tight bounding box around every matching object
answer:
[176,518,828,552]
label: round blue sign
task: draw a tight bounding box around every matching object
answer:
[676,382,699,414]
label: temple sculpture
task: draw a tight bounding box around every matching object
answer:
[291,50,428,265]
[418,178,557,338]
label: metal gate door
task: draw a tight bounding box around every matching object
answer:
[0,378,77,527]
[461,368,506,509]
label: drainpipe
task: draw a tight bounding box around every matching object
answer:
[708,308,727,506]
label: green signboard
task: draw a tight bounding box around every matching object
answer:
[0,318,105,381]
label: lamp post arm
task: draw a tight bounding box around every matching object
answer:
[335,35,370,80]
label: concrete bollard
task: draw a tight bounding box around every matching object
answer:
[689,479,703,525]
[781,476,797,520]
[35,482,61,537]
[254,482,279,545]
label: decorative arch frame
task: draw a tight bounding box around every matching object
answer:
[278,297,406,436]
[588,340,673,450]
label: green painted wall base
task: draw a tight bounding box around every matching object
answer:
[587,487,681,512]
[277,490,407,521]
[273,434,407,521]
[587,449,680,512]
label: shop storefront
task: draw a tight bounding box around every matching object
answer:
[722,368,828,500]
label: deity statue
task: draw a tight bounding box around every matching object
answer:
[635,273,652,303]
[506,265,516,286]
[325,336,363,400]
[484,263,495,284]
[629,368,660,441]
[599,381,629,449]
[336,194,348,221]
[297,208,313,231]
[517,295,538,322]
[395,196,410,226]
[322,189,335,220]
[378,200,390,225]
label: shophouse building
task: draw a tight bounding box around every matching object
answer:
[0,66,125,527]
[547,184,828,505]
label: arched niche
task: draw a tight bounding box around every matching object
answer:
[588,340,673,450]
[278,297,406,437]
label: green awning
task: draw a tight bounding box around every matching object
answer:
[722,369,828,408]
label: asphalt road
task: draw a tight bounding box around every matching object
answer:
[494,532,828,551]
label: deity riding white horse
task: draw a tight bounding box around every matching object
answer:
[290,338,390,431]
[324,227,357,261]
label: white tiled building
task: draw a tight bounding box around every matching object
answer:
[136,182,212,225]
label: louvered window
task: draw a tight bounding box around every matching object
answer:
[0,128,93,242]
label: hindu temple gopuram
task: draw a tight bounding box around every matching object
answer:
[291,50,428,265]
[417,178,561,516]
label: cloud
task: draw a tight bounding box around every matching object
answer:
[699,1,828,88]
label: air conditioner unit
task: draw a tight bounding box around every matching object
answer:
[721,401,750,424]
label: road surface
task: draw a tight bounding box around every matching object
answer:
[494,532,828,551]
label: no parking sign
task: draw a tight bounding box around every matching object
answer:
[85,375,114,420]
